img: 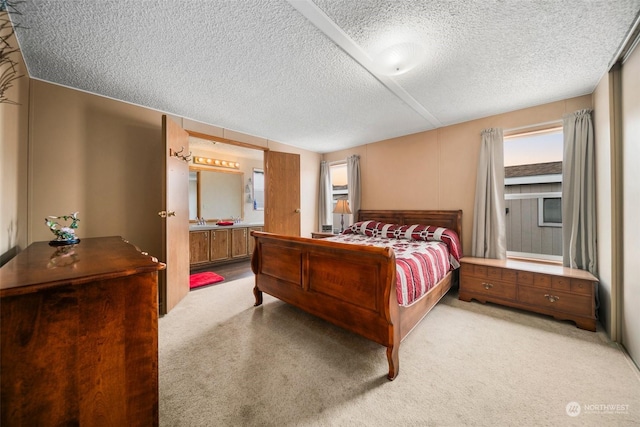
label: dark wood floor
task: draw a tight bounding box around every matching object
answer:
[191,259,253,283]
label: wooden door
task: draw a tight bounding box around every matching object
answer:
[265,151,300,236]
[161,116,190,314]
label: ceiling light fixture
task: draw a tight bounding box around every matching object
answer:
[372,42,426,76]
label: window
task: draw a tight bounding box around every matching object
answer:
[330,163,348,233]
[252,169,264,211]
[504,128,563,261]
[538,197,562,227]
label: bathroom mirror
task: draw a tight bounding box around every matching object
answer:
[189,169,243,221]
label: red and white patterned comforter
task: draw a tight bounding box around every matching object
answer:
[324,232,455,307]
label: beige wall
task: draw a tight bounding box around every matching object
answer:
[0,23,29,262]
[28,80,166,258]
[20,82,318,264]
[593,72,614,336]
[323,95,592,255]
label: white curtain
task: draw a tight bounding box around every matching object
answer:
[562,109,597,275]
[318,161,332,229]
[347,155,361,222]
[471,128,506,259]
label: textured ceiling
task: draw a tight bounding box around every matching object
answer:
[10,0,640,153]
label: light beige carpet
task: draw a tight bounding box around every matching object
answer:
[159,277,640,426]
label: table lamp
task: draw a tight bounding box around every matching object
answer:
[333,199,352,232]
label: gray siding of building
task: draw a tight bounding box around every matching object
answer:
[505,182,562,256]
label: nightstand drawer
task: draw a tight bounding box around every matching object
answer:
[461,276,516,300]
[518,286,592,317]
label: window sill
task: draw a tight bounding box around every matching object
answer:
[507,253,562,265]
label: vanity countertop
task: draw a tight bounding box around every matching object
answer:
[189,223,264,231]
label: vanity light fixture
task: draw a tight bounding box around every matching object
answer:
[193,156,240,169]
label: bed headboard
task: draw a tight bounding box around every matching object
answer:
[357,210,463,244]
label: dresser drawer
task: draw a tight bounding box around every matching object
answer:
[517,270,534,285]
[474,265,488,277]
[488,267,516,282]
[518,286,592,317]
[571,279,593,296]
[551,276,571,291]
[487,267,501,280]
[533,273,551,288]
[460,263,476,277]
[462,263,515,283]
[461,276,516,300]
[502,269,517,282]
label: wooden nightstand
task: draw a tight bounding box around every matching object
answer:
[459,257,598,331]
[311,232,336,239]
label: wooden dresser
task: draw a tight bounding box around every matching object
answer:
[459,257,598,331]
[0,236,165,426]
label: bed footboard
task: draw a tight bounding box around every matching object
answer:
[251,231,401,379]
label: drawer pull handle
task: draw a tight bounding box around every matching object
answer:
[544,294,560,303]
[482,282,493,290]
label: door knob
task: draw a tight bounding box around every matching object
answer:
[295,208,301,213]
[158,210,176,218]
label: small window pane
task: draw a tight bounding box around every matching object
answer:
[330,163,349,232]
[543,198,562,223]
[253,169,264,210]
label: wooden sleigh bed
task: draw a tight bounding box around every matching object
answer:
[250,209,462,380]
